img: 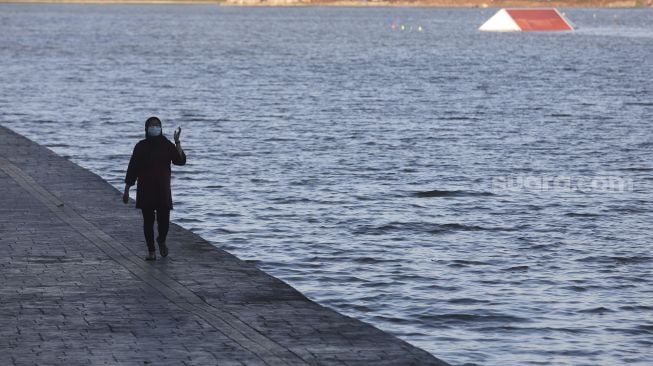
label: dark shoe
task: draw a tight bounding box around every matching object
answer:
[157,237,169,257]
[145,251,156,261]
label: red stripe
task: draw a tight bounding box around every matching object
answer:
[506,9,572,31]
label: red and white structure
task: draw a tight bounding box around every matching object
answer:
[479,8,574,32]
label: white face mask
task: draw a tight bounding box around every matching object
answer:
[147,126,162,137]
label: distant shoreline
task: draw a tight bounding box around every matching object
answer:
[1,0,652,7]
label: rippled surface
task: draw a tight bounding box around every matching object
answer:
[1,5,652,365]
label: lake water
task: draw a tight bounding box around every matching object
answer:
[1,4,652,365]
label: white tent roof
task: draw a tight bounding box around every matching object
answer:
[479,9,521,32]
[479,8,574,32]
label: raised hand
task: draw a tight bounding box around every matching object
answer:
[174,127,181,143]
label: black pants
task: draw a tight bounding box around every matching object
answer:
[141,208,170,252]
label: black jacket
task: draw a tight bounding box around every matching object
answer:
[125,135,186,209]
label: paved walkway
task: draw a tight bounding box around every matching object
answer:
[0,125,449,366]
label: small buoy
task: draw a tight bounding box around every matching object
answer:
[418,26,424,32]
[400,25,405,31]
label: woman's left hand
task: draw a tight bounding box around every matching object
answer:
[174,127,181,143]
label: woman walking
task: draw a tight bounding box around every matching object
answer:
[123,117,186,261]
